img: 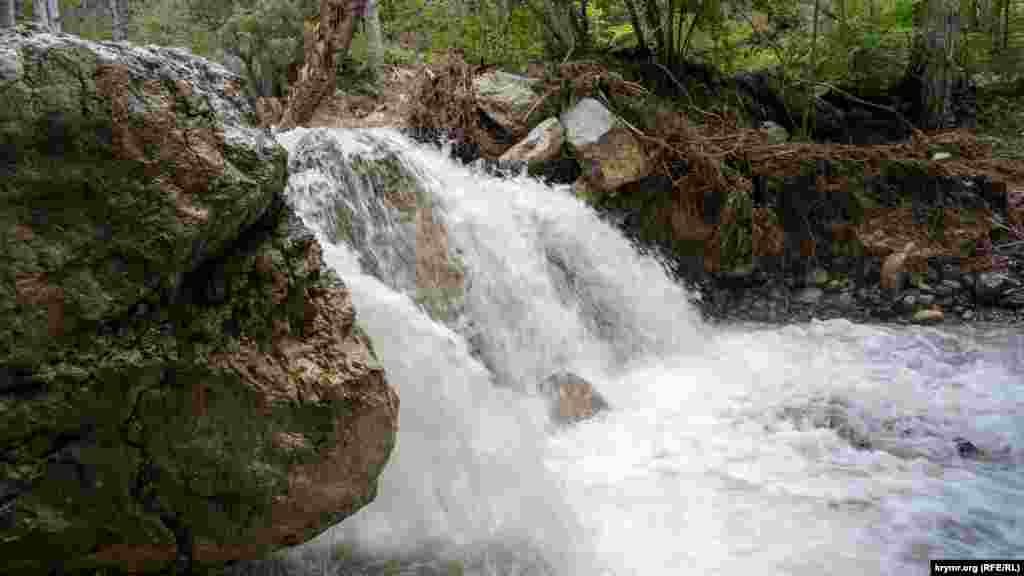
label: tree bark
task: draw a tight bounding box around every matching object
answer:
[279,0,365,130]
[365,0,383,75]
[909,0,962,129]
[110,0,124,40]
[0,0,15,28]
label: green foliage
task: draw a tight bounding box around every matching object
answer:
[219,0,317,98]
[720,188,754,270]
[379,0,545,70]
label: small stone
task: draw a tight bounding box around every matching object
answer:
[962,309,975,320]
[826,279,844,292]
[1001,288,1024,309]
[912,308,944,324]
[836,292,856,310]
[901,293,918,310]
[975,272,1017,304]
[881,245,914,294]
[796,287,824,304]
[918,294,935,307]
[954,437,980,459]
[932,152,952,161]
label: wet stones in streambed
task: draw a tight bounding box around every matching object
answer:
[538,371,610,425]
[694,253,1024,326]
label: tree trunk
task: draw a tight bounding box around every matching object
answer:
[279,0,365,130]
[1,0,15,28]
[909,0,962,129]
[365,0,382,75]
[109,0,123,40]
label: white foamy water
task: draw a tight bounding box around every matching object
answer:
[276,128,1024,575]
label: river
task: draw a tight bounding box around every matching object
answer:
[266,127,1022,576]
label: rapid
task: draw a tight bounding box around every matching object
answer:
[272,127,1023,575]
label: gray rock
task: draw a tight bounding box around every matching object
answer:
[1002,288,1024,308]
[901,293,918,310]
[975,272,1021,305]
[561,97,615,146]
[560,98,650,191]
[795,287,824,304]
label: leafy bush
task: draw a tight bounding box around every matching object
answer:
[218,0,317,99]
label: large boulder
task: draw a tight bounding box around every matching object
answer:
[561,98,650,191]
[0,26,397,574]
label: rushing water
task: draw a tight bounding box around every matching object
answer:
[271,127,1023,576]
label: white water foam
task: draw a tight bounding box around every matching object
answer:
[277,127,1024,575]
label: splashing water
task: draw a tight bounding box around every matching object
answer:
[274,128,1023,575]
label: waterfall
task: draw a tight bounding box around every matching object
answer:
[272,127,1023,576]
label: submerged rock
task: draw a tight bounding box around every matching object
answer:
[0,27,397,574]
[538,371,610,425]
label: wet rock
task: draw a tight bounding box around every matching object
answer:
[900,293,918,311]
[975,272,1021,305]
[0,27,397,574]
[880,243,915,295]
[795,287,824,304]
[499,117,564,166]
[954,437,980,459]
[561,98,650,191]
[538,372,609,425]
[912,308,944,324]
[1001,288,1024,308]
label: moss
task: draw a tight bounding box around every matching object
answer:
[414,285,464,323]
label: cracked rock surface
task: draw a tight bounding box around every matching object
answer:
[0,25,397,574]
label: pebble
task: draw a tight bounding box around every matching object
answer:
[912,309,944,324]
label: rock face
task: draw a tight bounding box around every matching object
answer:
[0,26,397,574]
[561,98,650,191]
[538,372,609,425]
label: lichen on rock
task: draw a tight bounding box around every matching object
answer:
[0,26,397,575]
